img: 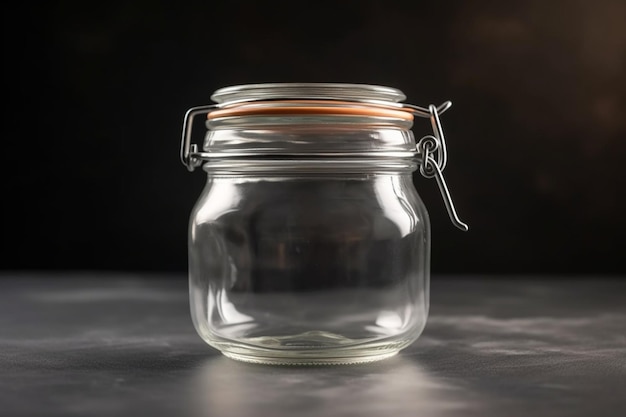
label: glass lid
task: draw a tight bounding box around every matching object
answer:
[211,83,407,106]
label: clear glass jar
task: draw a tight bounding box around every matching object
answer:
[181,84,467,364]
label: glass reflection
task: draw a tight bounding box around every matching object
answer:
[187,355,472,417]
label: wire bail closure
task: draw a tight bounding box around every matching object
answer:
[180,104,218,172]
[415,103,469,231]
[180,99,468,231]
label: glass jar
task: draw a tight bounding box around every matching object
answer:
[181,84,467,364]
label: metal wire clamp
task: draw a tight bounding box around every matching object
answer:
[413,103,468,231]
[180,100,468,231]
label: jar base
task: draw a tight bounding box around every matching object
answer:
[208,330,409,365]
[221,349,399,365]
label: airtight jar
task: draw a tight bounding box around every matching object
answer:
[181,84,467,364]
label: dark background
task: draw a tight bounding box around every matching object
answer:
[3,0,625,275]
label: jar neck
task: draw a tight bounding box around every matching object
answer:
[203,118,416,158]
[201,158,418,176]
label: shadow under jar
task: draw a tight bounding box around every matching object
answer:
[182,84,467,364]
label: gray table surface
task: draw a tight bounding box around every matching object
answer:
[1,274,625,417]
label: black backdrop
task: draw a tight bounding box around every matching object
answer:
[3,0,625,275]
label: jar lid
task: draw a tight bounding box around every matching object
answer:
[209,83,413,120]
[211,83,407,106]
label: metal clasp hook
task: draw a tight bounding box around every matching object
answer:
[413,102,469,232]
[180,105,217,171]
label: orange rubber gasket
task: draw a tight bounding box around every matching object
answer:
[207,100,414,121]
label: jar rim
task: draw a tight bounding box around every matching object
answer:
[211,83,407,106]
[207,100,414,121]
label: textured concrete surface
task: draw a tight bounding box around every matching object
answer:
[2,274,625,417]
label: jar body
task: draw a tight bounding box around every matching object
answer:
[189,170,430,364]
